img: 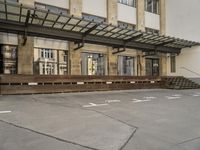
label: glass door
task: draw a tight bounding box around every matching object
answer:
[146,58,159,76]
[118,56,135,76]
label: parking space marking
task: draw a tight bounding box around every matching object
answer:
[191,94,200,97]
[172,94,182,97]
[166,96,181,100]
[105,100,121,103]
[144,96,156,99]
[132,99,151,103]
[82,103,108,108]
[0,111,12,114]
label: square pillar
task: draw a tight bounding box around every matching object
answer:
[18,36,34,75]
[69,0,82,75]
[107,0,118,75]
[136,0,145,31]
[160,0,166,35]
[159,53,167,76]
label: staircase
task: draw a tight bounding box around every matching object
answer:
[163,76,200,89]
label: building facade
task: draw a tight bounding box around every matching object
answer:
[0,0,199,78]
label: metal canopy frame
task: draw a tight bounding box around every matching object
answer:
[0,1,199,54]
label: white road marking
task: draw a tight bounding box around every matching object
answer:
[166,96,181,100]
[191,94,200,97]
[144,96,156,99]
[0,111,12,114]
[105,100,121,103]
[82,103,108,108]
[132,99,151,103]
[172,94,182,97]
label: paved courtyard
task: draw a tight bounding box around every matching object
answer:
[0,89,200,150]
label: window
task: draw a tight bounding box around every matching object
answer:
[146,27,159,35]
[118,56,135,76]
[40,49,54,59]
[35,3,68,15]
[170,56,176,73]
[6,0,18,3]
[118,22,135,30]
[82,14,105,23]
[145,0,159,14]
[118,0,136,7]
[82,53,106,75]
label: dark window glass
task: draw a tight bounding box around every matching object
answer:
[170,56,176,73]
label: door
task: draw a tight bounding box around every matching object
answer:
[146,58,159,76]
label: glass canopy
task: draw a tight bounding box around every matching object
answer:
[0,0,199,52]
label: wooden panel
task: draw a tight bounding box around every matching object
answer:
[0,75,165,95]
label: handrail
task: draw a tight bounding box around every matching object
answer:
[181,67,200,77]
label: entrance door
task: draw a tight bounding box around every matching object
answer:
[146,58,159,76]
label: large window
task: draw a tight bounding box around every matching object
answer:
[145,0,159,14]
[0,45,17,74]
[118,56,135,76]
[34,48,68,75]
[170,56,176,73]
[82,52,106,75]
[118,0,136,7]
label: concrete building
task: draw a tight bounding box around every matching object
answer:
[0,0,199,80]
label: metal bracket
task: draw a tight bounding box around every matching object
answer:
[22,9,30,46]
[74,39,85,50]
[112,45,126,54]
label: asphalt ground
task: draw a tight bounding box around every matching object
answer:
[0,89,200,150]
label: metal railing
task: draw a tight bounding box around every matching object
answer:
[181,67,200,77]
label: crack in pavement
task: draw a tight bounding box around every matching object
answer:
[31,96,139,150]
[0,119,101,150]
[177,136,200,145]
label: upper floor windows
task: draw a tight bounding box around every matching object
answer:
[146,27,159,35]
[82,14,105,23]
[118,21,135,30]
[118,0,136,7]
[35,2,68,15]
[145,0,159,14]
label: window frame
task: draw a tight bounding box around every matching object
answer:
[118,0,136,7]
[170,55,176,73]
[145,0,159,14]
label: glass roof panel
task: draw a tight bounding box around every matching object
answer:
[21,8,28,16]
[68,18,80,25]
[43,21,54,27]
[32,18,41,25]
[7,5,20,14]
[20,16,26,22]
[72,27,82,32]
[54,22,64,29]
[90,30,98,34]
[7,14,19,21]
[63,25,73,30]
[97,31,106,35]
[0,3,5,11]
[0,13,6,19]
[57,16,68,23]
[35,11,46,19]
[78,20,89,27]
[46,13,58,21]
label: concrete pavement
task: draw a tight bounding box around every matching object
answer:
[0,89,200,150]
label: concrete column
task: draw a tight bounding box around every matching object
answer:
[17,0,34,75]
[159,53,167,76]
[160,0,166,35]
[18,36,34,75]
[107,0,118,75]
[136,0,145,31]
[136,0,146,76]
[69,0,82,75]
[137,52,146,76]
